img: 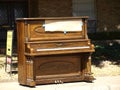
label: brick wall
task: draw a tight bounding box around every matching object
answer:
[28,0,39,17]
[96,0,120,32]
[29,0,72,17]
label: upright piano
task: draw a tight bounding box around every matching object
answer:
[16,16,94,87]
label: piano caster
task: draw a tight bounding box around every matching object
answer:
[84,73,94,82]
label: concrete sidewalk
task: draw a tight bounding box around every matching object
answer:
[0,76,120,90]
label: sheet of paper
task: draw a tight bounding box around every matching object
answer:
[45,19,83,32]
[6,30,13,56]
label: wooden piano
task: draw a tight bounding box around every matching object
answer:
[16,16,94,87]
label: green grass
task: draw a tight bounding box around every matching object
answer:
[92,40,120,67]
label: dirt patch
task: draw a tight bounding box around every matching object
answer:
[0,55,17,82]
[92,61,120,76]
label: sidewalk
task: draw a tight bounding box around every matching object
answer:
[0,76,120,90]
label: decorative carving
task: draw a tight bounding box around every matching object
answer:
[34,26,44,33]
[39,61,75,75]
[26,56,36,86]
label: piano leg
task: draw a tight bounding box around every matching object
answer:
[82,53,94,82]
[26,56,36,87]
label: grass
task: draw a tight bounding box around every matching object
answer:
[91,40,120,76]
[92,40,120,66]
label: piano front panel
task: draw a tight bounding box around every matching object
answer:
[26,20,84,41]
[34,54,81,76]
[33,54,83,84]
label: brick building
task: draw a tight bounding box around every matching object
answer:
[28,0,120,32]
[0,0,120,53]
[96,0,120,32]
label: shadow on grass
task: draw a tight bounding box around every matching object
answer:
[92,40,120,67]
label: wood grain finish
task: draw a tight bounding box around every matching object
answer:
[16,17,94,87]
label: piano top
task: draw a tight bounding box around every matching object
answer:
[16,16,89,21]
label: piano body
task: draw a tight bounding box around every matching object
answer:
[16,17,94,87]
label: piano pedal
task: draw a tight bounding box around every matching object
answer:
[55,80,63,84]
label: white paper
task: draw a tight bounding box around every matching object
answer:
[45,19,83,32]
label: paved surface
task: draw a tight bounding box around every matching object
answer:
[0,76,120,90]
